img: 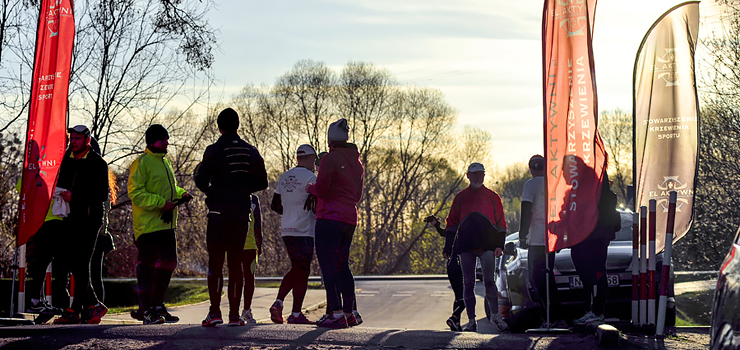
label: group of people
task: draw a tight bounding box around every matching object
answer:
[425,154,620,333]
[22,107,618,331]
[129,109,364,328]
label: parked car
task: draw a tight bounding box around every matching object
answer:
[710,226,740,350]
[491,210,676,332]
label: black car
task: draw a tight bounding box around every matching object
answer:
[710,226,740,350]
[493,210,676,332]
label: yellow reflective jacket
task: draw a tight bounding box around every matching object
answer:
[128,149,186,240]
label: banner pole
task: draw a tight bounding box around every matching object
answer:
[639,206,647,326]
[631,212,639,325]
[648,199,657,325]
[18,244,26,314]
[45,262,53,304]
[656,191,677,336]
[9,246,18,317]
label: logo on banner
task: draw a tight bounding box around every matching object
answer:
[650,175,692,212]
[46,0,71,38]
[655,48,683,87]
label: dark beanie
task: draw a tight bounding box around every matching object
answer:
[145,124,169,145]
[217,108,239,132]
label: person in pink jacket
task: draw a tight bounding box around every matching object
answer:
[307,118,364,329]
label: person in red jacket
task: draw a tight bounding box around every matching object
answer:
[444,162,509,332]
[308,118,364,329]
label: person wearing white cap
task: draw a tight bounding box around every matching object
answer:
[268,144,318,325]
[443,162,510,332]
[308,118,365,329]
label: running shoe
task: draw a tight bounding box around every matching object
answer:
[287,312,313,325]
[351,311,363,326]
[241,309,257,324]
[85,303,108,324]
[143,306,165,325]
[346,313,363,327]
[490,313,509,332]
[269,301,283,324]
[160,305,179,323]
[27,299,62,314]
[446,315,462,331]
[130,309,144,321]
[53,309,81,324]
[316,313,331,324]
[316,314,348,329]
[202,313,224,327]
[228,315,245,326]
[573,311,604,326]
[462,320,477,332]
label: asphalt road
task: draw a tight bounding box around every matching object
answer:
[0,279,712,349]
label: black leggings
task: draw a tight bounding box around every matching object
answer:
[447,253,465,318]
[26,220,65,301]
[571,236,609,316]
[277,236,314,313]
[135,230,177,312]
[206,213,248,316]
[315,219,356,314]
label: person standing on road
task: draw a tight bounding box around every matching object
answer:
[239,194,263,324]
[269,144,318,325]
[424,215,466,331]
[519,155,561,327]
[129,124,192,325]
[309,118,364,329]
[445,162,510,333]
[571,172,620,326]
[195,108,268,327]
[52,125,111,324]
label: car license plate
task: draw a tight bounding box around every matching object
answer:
[569,275,619,289]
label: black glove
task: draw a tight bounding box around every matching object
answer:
[304,194,317,213]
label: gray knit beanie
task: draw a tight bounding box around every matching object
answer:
[327,118,349,141]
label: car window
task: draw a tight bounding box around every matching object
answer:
[614,210,634,241]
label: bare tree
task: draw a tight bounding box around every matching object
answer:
[598,108,633,205]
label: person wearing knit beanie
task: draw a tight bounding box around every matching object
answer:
[327,118,349,142]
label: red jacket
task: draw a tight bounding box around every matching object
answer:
[446,186,507,232]
[307,143,364,225]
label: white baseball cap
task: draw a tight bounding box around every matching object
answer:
[467,162,485,173]
[296,144,316,156]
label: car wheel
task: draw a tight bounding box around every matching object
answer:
[712,323,735,350]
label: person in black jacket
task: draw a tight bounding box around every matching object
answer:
[195,108,268,327]
[571,172,621,326]
[424,215,466,331]
[53,125,110,324]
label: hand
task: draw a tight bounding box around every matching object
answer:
[304,194,317,213]
[181,192,193,203]
[519,240,529,249]
[61,190,72,202]
[162,201,176,211]
[443,252,450,260]
[494,247,503,258]
[424,215,440,227]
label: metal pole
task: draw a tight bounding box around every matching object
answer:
[631,212,639,325]
[639,206,647,326]
[648,199,657,325]
[9,246,18,317]
[656,191,677,336]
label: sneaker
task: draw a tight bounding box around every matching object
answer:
[160,305,179,323]
[573,311,604,326]
[202,313,223,327]
[316,314,348,329]
[241,309,257,324]
[143,306,165,325]
[352,310,362,326]
[316,313,331,324]
[228,315,245,326]
[446,315,462,331]
[490,313,509,332]
[287,312,313,325]
[130,309,144,321]
[53,309,80,324]
[28,299,62,314]
[85,303,108,324]
[462,320,477,332]
[269,301,283,324]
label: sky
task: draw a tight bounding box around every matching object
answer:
[205,0,723,167]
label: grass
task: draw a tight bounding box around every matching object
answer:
[675,289,714,326]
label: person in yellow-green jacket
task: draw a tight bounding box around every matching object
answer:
[128,124,192,325]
